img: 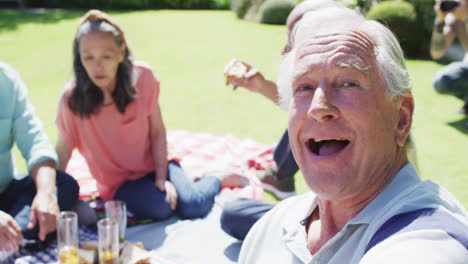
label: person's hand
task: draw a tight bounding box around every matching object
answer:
[0,210,23,252]
[164,181,177,211]
[224,59,262,92]
[230,70,264,93]
[28,190,60,241]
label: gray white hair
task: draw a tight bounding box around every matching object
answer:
[277,6,412,110]
[76,20,123,47]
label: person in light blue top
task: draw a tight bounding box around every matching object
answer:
[239,6,468,264]
[0,62,79,252]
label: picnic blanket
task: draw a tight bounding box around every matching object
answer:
[5,191,243,264]
[124,190,243,264]
[67,129,276,200]
[4,130,276,263]
[3,225,97,264]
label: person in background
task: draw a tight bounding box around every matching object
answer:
[224,0,342,199]
[431,0,468,126]
[0,62,79,252]
[55,10,241,222]
[239,5,468,263]
[221,0,338,241]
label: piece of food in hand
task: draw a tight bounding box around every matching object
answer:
[120,241,151,264]
[224,59,248,85]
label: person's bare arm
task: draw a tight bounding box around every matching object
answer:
[29,160,59,241]
[149,104,177,210]
[225,59,279,105]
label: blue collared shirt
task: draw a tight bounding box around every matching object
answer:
[0,62,57,193]
[239,163,468,263]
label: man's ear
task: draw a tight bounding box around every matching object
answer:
[395,92,414,147]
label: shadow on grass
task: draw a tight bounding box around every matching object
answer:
[0,9,135,32]
[448,116,468,135]
[0,9,82,31]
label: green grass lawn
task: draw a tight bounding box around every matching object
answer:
[1,9,467,207]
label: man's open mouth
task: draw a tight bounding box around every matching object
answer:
[308,138,350,156]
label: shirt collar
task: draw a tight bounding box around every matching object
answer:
[282,162,420,230]
[282,192,317,234]
[348,162,421,225]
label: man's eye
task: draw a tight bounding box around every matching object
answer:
[297,85,314,92]
[342,81,358,88]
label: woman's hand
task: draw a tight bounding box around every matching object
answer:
[164,181,177,211]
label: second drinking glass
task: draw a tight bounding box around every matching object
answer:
[97,218,119,264]
[104,200,127,243]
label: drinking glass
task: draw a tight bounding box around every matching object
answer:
[105,200,127,243]
[98,218,119,264]
[57,211,79,264]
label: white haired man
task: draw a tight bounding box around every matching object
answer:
[239,6,468,264]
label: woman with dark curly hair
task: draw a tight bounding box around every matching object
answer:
[55,10,235,221]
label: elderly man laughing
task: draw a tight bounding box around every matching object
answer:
[239,6,468,264]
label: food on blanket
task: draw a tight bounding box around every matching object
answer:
[99,250,119,264]
[80,240,147,264]
[132,241,145,250]
[58,246,79,264]
[81,240,99,251]
[224,59,248,85]
[78,248,96,264]
[120,241,151,264]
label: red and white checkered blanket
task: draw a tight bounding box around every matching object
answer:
[66,129,276,201]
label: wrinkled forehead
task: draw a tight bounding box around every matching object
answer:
[293,23,377,78]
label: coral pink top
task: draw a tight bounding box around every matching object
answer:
[56,61,160,200]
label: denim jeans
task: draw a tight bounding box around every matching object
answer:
[114,160,221,221]
[0,170,79,240]
[220,198,274,240]
[220,131,299,240]
[273,130,299,180]
[433,61,468,103]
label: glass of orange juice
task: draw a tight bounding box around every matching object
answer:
[98,218,119,264]
[57,211,79,264]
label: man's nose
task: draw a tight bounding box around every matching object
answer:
[307,87,338,122]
